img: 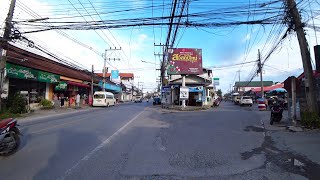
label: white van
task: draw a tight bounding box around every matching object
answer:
[92,91,116,107]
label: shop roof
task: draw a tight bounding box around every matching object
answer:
[297,70,320,80]
[250,83,284,92]
[6,44,101,83]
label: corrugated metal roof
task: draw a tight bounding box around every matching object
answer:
[6,44,100,83]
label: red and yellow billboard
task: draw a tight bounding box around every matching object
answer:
[167,48,203,75]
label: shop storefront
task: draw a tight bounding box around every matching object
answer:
[53,77,91,106]
[6,63,60,103]
[188,86,205,106]
[166,85,205,106]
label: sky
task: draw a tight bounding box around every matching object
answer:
[1,0,320,94]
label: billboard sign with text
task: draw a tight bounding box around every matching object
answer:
[167,48,203,75]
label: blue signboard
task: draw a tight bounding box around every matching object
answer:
[111,70,119,80]
[99,81,121,92]
[189,86,203,92]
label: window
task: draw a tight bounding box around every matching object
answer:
[106,95,114,99]
[243,96,251,99]
[94,94,105,99]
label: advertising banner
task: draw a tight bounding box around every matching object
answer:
[111,70,120,84]
[167,48,203,75]
[111,70,119,79]
[180,86,189,100]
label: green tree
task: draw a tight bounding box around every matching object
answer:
[8,93,27,114]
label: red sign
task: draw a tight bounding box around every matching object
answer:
[167,48,203,75]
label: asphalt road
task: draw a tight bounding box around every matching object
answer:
[0,101,318,180]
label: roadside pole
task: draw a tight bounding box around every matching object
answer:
[0,0,16,111]
[171,85,174,107]
[103,47,121,92]
[285,0,319,114]
[102,53,107,92]
[292,76,297,123]
[237,70,240,93]
[182,75,186,108]
[91,64,94,105]
[258,49,264,98]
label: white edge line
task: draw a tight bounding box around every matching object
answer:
[58,108,146,180]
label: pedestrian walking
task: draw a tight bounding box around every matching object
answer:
[60,93,65,107]
[76,94,81,107]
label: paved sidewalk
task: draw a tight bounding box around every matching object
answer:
[256,109,320,167]
[18,101,134,122]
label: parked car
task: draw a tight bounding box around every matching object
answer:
[240,96,253,106]
[92,91,116,107]
[153,97,161,105]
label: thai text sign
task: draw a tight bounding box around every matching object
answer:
[55,81,67,91]
[180,86,189,100]
[167,48,203,75]
[6,63,60,83]
[38,71,60,83]
[6,63,37,80]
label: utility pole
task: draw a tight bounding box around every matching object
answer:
[103,47,121,92]
[0,0,16,111]
[154,43,166,86]
[291,76,297,123]
[285,0,319,114]
[237,70,241,92]
[182,75,186,108]
[258,49,264,98]
[91,64,94,101]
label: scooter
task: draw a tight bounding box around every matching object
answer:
[0,118,22,156]
[270,103,283,125]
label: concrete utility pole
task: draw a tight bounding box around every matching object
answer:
[103,47,121,92]
[285,0,319,114]
[154,43,166,86]
[0,0,16,111]
[91,64,94,97]
[258,49,264,98]
[291,76,297,123]
[237,70,241,92]
[182,75,186,108]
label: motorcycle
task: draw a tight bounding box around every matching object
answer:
[270,103,283,125]
[0,118,22,156]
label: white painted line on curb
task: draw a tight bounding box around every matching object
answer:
[58,108,147,180]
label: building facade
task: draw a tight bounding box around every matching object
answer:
[2,43,121,108]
